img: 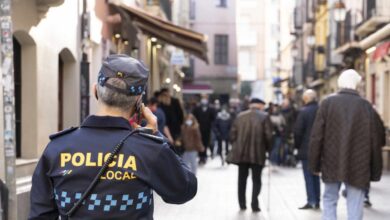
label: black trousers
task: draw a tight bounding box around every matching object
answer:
[238,164,263,209]
[198,132,211,161]
[217,138,229,156]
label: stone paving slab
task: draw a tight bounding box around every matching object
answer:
[154,159,390,220]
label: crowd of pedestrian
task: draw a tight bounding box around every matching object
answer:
[148,69,386,220]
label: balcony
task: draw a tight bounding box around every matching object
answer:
[355,0,390,37]
[333,10,365,65]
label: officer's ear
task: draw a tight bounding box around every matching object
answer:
[93,83,98,100]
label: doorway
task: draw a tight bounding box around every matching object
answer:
[58,56,64,131]
[385,71,390,127]
[13,37,22,158]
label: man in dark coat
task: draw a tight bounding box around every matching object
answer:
[158,88,184,141]
[192,94,216,164]
[308,69,386,220]
[294,89,320,210]
[227,98,273,212]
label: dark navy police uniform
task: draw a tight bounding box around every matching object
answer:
[29,54,197,220]
[29,116,197,220]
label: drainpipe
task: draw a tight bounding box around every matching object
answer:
[80,0,90,122]
[0,0,17,219]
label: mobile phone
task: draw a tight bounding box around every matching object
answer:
[134,96,143,124]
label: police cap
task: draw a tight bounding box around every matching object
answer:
[98,54,149,96]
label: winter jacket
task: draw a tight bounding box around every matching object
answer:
[213,110,233,140]
[181,125,205,152]
[160,97,184,139]
[294,101,319,160]
[308,89,386,189]
[281,106,297,139]
[192,105,216,145]
[270,113,285,137]
[226,108,273,166]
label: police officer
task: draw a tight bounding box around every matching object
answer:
[29,54,197,220]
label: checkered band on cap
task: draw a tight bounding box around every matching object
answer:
[98,54,149,96]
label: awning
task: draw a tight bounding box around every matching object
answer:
[110,3,208,63]
[183,83,213,94]
[372,41,390,61]
[334,42,361,54]
[359,23,390,50]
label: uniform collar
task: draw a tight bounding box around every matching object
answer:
[338,88,360,96]
[305,101,318,106]
[81,115,132,130]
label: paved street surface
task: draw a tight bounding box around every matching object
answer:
[154,158,390,220]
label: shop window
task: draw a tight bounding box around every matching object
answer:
[385,71,390,126]
[371,74,376,105]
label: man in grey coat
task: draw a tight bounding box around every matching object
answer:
[227,98,273,212]
[309,69,386,220]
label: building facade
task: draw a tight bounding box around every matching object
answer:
[188,0,238,103]
[236,0,266,99]
[1,1,88,218]
[290,0,390,170]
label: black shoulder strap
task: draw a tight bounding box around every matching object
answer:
[49,127,78,140]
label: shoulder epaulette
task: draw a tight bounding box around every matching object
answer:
[136,128,165,144]
[49,127,78,140]
[138,132,165,144]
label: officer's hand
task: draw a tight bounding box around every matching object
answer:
[138,105,158,133]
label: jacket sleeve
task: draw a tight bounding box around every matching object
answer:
[29,151,58,220]
[160,110,167,129]
[308,101,326,174]
[370,109,386,181]
[263,116,274,152]
[149,144,197,204]
[212,119,221,137]
[294,111,305,150]
[229,118,238,143]
[175,99,184,126]
[195,128,205,152]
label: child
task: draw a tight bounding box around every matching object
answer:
[181,114,205,175]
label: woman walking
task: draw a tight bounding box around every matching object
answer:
[181,114,205,175]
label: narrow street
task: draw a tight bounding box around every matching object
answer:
[155,158,390,220]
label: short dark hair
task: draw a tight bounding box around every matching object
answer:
[153,91,161,98]
[147,97,159,106]
[160,88,169,93]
